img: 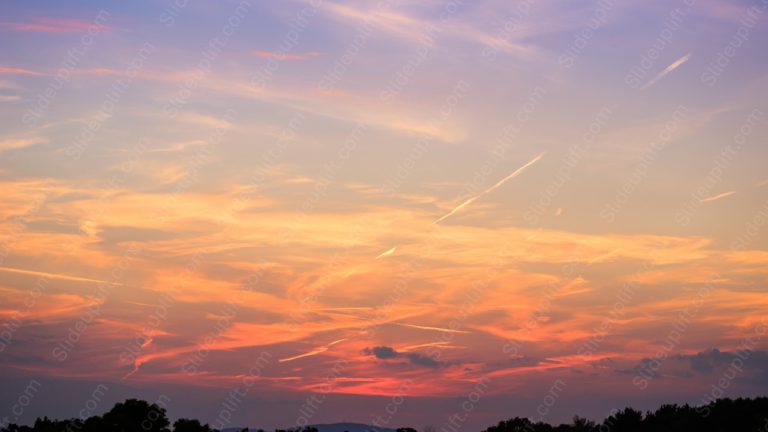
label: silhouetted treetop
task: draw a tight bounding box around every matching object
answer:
[101,398,170,432]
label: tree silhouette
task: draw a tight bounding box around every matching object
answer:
[172,419,216,432]
[101,399,170,432]
[2,396,768,432]
[484,417,536,432]
[478,396,768,432]
[602,407,643,432]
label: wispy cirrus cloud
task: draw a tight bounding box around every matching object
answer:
[318,1,541,59]
[0,66,44,76]
[0,65,122,77]
[0,65,189,81]
[250,50,321,60]
[0,137,46,152]
[0,266,121,285]
[1,17,110,33]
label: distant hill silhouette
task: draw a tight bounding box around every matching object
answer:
[223,423,396,432]
[2,396,767,432]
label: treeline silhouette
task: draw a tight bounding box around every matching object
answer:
[2,396,767,432]
[481,397,768,432]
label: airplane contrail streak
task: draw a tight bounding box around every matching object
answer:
[641,53,691,89]
[0,266,120,285]
[400,341,450,351]
[278,338,348,363]
[395,323,471,334]
[434,152,545,224]
[399,341,465,351]
[375,246,397,259]
[700,190,736,203]
[279,349,327,363]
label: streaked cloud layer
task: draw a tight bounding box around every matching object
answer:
[0,0,767,429]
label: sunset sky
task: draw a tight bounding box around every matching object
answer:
[1,0,768,429]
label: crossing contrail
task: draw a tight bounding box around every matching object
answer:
[395,323,471,334]
[434,152,545,224]
[278,338,348,363]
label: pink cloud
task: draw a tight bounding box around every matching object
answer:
[0,66,126,78]
[249,50,321,60]
[73,67,122,76]
[0,66,44,76]
[2,17,110,33]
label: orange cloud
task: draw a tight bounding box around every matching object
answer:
[0,266,120,285]
[1,164,767,399]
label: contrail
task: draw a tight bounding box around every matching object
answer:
[434,152,545,224]
[395,323,471,334]
[278,348,327,363]
[121,335,156,379]
[123,363,142,379]
[375,246,397,259]
[700,190,736,203]
[0,266,120,285]
[400,341,450,351]
[641,53,691,89]
[278,338,348,363]
[140,335,154,349]
[400,341,464,351]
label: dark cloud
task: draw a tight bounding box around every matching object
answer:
[682,348,732,373]
[405,352,441,368]
[364,346,443,368]
[590,357,616,369]
[672,349,768,374]
[484,355,542,372]
[370,346,398,359]
[615,349,768,382]
[615,357,669,378]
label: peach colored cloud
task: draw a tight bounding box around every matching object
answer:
[2,168,768,397]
